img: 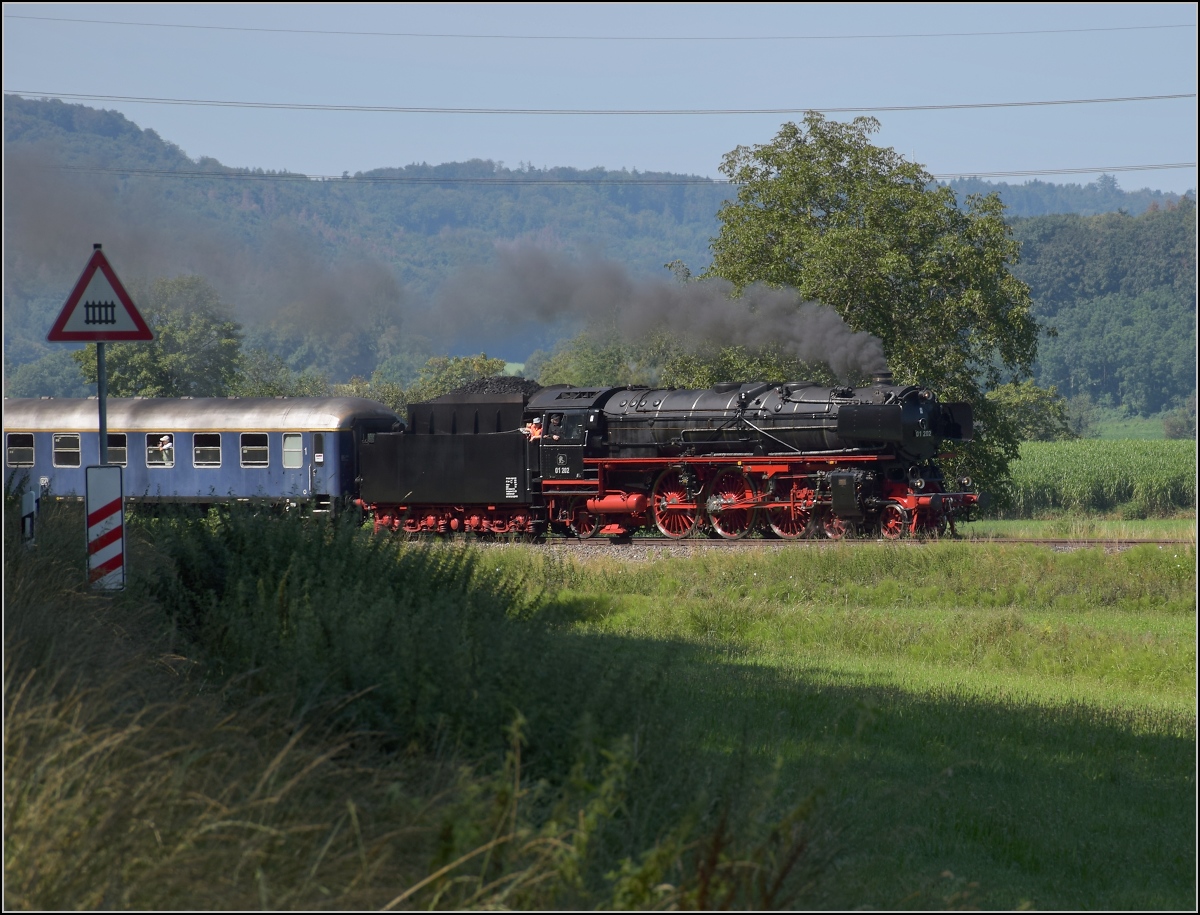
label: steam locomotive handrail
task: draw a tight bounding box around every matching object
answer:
[738,418,805,454]
[590,453,895,467]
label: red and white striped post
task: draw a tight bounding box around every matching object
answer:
[86,466,125,590]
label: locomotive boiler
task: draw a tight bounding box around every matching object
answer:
[358,372,982,540]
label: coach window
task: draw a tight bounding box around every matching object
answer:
[52,433,81,467]
[147,433,175,468]
[194,433,222,467]
[6,433,34,467]
[283,433,304,469]
[240,433,269,467]
[107,433,128,467]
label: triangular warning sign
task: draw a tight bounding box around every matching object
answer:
[48,248,154,342]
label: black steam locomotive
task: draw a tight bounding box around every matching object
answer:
[358,372,981,540]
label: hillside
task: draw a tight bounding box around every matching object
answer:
[1012,203,1196,415]
[3,95,1196,414]
[945,175,1189,218]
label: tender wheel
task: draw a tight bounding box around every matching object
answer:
[766,503,812,540]
[569,499,599,540]
[822,512,850,541]
[705,469,758,540]
[652,468,698,539]
[879,504,908,540]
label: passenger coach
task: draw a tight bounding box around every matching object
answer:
[3,397,402,511]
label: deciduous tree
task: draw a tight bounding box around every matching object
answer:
[73,275,243,397]
[706,114,1040,490]
[985,381,1075,442]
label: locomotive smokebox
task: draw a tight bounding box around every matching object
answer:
[871,371,894,385]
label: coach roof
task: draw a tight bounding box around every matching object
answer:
[3,397,401,433]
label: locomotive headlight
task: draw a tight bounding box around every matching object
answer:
[959,476,972,490]
[913,477,926,490]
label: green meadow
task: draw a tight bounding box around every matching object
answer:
[5,503,1195,910]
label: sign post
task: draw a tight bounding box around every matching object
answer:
[86,466,126,590]
[47,245,151,587]
[47,243,153,465]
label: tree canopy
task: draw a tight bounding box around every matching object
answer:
[705,113,1041,489]
[1011,200,1196,415]
[73,276,243,397]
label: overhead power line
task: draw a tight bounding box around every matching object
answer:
[8,90,1195,116]
[933,163,1196,179]
[4,14,1196,41]
[42,163,1197,184]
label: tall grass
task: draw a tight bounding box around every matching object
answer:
[7,492,1195,909]
[1004,439,1196,517]
[5,502,816,910]
[143,508,676,774]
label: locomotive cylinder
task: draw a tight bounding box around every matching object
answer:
[586,493,649,515]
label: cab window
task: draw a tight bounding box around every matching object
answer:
[547,413,584,442]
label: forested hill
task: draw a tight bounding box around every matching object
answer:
[4,96,1196,417]
[1011,202,1196,416]
[945,176,1189,218]
[3,95,730,375]
[3,95,728,297]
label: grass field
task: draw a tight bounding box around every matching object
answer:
[536,543,1196,908]
[5,505,1196,910]
[1002,439,1196,518]
[967,517,1196,540]
[1091,410,1171,440]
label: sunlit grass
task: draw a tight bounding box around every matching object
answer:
[1002,439,1196,517]
[968,517,1197,540]
[8,500,1196,911]
[526,542,1196,908]
[549,543,1197,714]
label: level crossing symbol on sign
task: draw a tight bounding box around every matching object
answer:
[86,466,126,590]
[47,247,153,342]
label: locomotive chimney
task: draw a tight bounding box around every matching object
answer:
[871,371,894,385]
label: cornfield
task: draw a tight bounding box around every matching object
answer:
[1007,440,1197,517]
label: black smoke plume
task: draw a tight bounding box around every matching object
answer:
[425,245,887,378]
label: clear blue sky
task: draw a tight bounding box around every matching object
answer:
[3,2,1197,193]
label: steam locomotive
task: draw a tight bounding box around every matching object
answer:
[359,371,981,540]
[4,372,982,540]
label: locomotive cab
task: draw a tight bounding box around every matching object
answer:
[538,410,592,481]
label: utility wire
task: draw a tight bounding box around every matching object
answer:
[42,163,1197,184]
[4,14,1196,41]
[8,90,1195,116]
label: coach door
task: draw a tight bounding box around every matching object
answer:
[540,412,586,481]
[309,432,328,508]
